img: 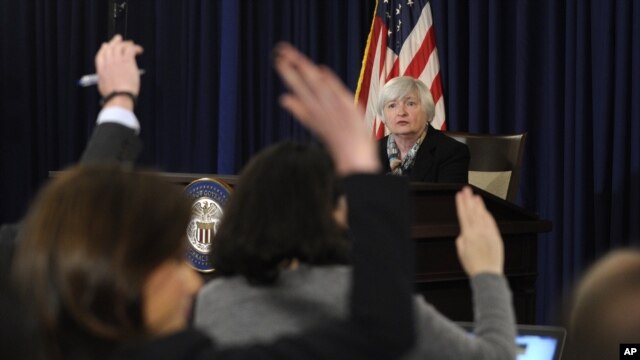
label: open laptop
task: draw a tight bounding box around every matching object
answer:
[456,322,567,360]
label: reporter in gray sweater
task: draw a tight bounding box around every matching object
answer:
[195,44,516,360]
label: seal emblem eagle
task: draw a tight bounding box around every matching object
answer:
[184,178,232,272]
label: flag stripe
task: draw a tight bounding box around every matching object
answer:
[367,30,386,131]
[398,4,434,75]
[430,71,443,105]
[385,56,400,81]
[420,48,441,96]
[402,26,436,78]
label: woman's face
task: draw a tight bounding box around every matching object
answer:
[382,89,428,139]
[143,259,203,335]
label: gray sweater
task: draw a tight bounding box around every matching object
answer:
[194,265,516,360]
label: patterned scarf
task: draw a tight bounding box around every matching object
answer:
[386,126,428,175]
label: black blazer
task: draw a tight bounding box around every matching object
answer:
[79,122,142,165]
[378,124,470,183]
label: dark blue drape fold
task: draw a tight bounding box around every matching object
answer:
[1,0,638,324]
[217,0,240,174]
[431,0,640,323]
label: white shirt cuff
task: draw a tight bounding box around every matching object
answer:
[97,106,140,134]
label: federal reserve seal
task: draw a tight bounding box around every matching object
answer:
[184,178,232,272]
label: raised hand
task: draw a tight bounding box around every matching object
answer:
[455,186,504,276]
[95,35,144,110]
[273,42,380,176]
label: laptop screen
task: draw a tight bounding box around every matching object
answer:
[456,322,566,360]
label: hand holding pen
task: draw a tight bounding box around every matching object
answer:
[78,69,146,87]
[91,35,144,109]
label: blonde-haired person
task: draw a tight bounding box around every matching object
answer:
[566,249,640,359]
[377,76,469,183]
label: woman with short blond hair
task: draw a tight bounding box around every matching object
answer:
[377,76,470,183]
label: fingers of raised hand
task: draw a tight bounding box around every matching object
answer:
[274,43,361,141]
[275,45,354,110]
[317,65,353,106]
[455,235,465,257]
[95,42,108,70]
[274,44,316,93]
[455,186,476,230]
[278,94,311,124]
[275,53,334,123]
[456,188,501,245]
[272,42,378,175]
[109,34,123,44]
[99,35,139,62]
[121,43,144,58]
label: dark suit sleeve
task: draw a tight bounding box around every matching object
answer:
[436,139,470,184]
[344,174,414,356]
[79,123,142,165]
[213,175,415,360]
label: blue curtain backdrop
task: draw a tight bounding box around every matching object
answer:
[1,0,638,324]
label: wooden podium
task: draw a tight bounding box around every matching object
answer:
[409,183,551,323]
[156,173,552,323]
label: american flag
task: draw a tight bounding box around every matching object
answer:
[356,0,446,139]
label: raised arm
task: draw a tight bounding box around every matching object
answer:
[215,43,415,359]
[442,186,516,359]
[80,35,144,164]
[454,186,504,276]
[271,41,415,358]
[274,43,379,177]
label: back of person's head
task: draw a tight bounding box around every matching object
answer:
[377,76,434,122]
[212,141,349,285]
[13,164,192,358]
[567,248,640,359]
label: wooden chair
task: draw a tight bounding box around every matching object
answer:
[446,132,527,202]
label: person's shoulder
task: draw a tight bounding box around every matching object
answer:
[302,263,351,275]
[197,265,351,306]
[196,275,256,308]
[294,264,352,287]
[263,265,350,296]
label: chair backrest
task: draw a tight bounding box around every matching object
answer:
[446,132,527,202]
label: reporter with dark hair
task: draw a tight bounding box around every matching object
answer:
[14,165,202,358]
[211,141,349,286]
